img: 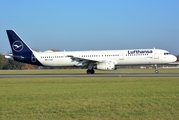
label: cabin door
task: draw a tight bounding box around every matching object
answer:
[154,50,159,59]
[119,53,124,60]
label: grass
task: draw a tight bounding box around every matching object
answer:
[0,77,179,119]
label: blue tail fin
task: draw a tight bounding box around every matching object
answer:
[6,30,43,66]
[6,30,33,56]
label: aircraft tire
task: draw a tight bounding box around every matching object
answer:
[91,69,95,74]
[86,69,95,74]
[155,70,158,74]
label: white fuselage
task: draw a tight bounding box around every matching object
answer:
[33,49,176,67]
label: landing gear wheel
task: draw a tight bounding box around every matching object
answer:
[154,64,158,74]
[86,69,90,74]
[86,69,95,74]
[155,70,158,74]
[91,69,95,74]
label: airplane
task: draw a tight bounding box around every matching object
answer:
[5,30,177,74]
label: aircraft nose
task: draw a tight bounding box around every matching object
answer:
[172,55,177,62]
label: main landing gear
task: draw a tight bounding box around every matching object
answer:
[86,69,95,74]
[155,64,158,74]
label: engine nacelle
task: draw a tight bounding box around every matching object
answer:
[96,62,116,70]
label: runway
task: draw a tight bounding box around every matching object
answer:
[0,73,179,78]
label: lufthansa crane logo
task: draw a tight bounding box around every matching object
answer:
[12,41,24,52]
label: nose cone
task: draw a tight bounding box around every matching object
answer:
[171,55,177,62]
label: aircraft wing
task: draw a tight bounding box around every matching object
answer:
[67,55,99,67]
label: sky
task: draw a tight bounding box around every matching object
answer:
[0,0,179,54]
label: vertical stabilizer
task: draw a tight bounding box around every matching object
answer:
[6,30,43,66]
[6,30,33,56]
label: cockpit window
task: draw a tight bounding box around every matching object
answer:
[164,52,171,55]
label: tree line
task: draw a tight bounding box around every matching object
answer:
[0,54,37,70]
[0,53,179,70]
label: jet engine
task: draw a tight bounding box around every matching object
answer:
[96,62,116,70]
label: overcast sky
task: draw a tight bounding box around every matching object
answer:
[0,0,179,54]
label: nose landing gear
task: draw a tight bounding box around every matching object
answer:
[155,69,158,74]
[155,64,158,74]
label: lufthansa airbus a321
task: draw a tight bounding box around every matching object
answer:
[5,30,177,74]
